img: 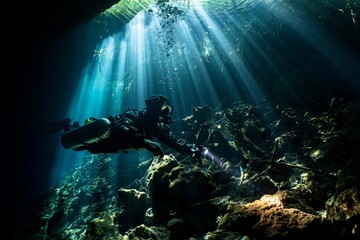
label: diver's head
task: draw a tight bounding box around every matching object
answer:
[145,95,173,124]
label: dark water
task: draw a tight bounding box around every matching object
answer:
[6,0,360,236]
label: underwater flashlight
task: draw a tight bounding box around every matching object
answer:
[201,147,239,177]
[201,147,223,166]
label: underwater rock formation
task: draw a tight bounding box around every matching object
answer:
[9,97,360,240]
[217,190,334,239]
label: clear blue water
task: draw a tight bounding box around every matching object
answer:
[8,0,359,231]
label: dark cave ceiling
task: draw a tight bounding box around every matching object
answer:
[21,0,122,46]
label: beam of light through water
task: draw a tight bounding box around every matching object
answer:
[202,147,238,176]
[48,0,359,189]
[261,0,360,90]
[49,11,158,188]
[48,1,285,187]
[189,3,266,106]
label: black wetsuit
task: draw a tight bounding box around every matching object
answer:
[72,109,195,156]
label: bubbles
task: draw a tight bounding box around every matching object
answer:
[186,0,258,15]
[148,0,187,57]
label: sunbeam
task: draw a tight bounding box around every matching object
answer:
[48,0,360,198]
[11,0,360,239]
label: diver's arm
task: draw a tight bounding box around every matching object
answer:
[156,124,202,158]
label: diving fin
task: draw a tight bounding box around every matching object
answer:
[35,118,72,133]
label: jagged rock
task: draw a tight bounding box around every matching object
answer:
[116,188,150,232]
[203,230,246,240]
[191,105,215,126]
[47,209,65,234]
[145,155,181,223]
[86,212,123,240]
[125,224,170,240]
[311,133,358,172]
[252,176,279,197]
[145,154,217,227]
[145,154,226,237]
[326,187,360,239]
[168,166,215,207]
[291,172,336,211]
[218,190,335,239]
[11,97,360,239]
[117,188,150,211]
[167,218,187,239]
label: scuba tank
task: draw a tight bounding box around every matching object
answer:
[61,118,112,150]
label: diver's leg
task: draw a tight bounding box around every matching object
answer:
[35,118,72,133]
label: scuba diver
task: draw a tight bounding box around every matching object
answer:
[38,95,204,162]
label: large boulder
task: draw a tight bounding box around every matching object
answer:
[218,190,335,239]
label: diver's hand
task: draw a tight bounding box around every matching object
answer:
[190,145,204,165]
